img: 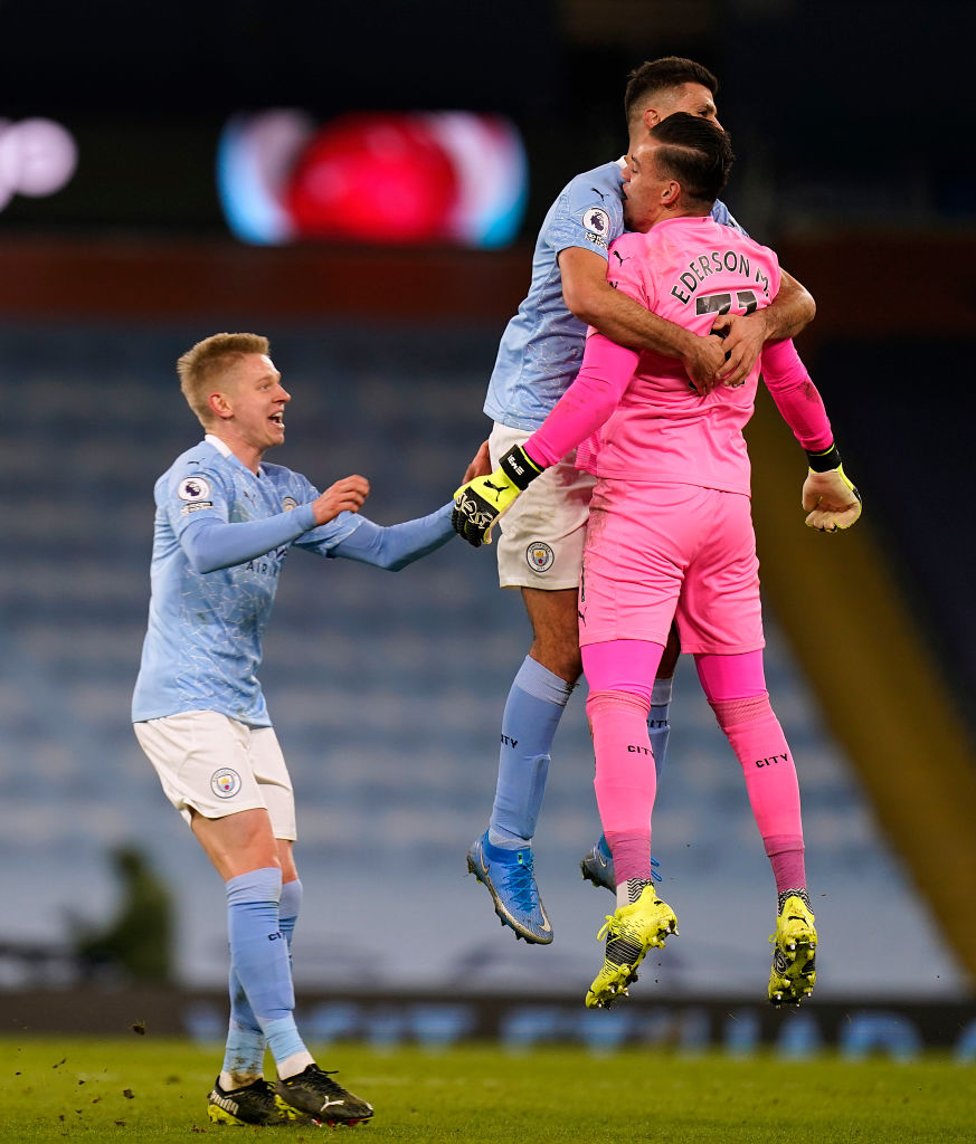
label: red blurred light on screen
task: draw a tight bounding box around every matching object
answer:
[218,108,527,247]
[285,113,459,243]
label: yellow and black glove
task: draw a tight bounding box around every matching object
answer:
[452,444,543,547]
[802,444,862,532]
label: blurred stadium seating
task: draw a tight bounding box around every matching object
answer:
[0,320,966,1000]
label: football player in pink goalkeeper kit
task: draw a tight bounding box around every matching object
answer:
[452,113,861,1008]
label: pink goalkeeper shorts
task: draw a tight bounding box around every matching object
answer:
[578,479,764,656]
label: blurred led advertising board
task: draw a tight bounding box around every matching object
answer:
[218,110,528,248]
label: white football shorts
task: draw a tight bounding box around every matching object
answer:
[134,710,297,840]
[489,421,595,590]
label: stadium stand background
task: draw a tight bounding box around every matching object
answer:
[1,0,974,1041]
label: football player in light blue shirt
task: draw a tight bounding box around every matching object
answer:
[459,57,819,948]
[132,433,453,727]
[133,331,473,1127]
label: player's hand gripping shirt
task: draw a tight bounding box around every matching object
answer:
[482,161,740,432]
[132,439,364,727]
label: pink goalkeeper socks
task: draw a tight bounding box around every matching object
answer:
[707,692,803,842]
[586,688,656,883]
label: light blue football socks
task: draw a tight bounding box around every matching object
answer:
[223,867,309,1080]
[222,876,304,1085]
[488,656,574,849]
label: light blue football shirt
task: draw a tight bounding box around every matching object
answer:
[132,437,364,727]
[483,158,741,431]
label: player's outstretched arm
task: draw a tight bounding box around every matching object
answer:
[559,246,726,395]
[712,270,816,387]
[329,503,458,569]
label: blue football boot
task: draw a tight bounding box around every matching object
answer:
[466,831,553,944]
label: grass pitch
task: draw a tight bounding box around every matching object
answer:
[0,1036,973,1142]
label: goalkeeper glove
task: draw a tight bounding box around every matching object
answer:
[452,443,543,547]
[802,444,862,532]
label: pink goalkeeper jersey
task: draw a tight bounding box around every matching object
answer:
[527,215,806,496]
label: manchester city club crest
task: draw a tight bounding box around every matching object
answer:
[526,541,555,573]
[210,768,242,798]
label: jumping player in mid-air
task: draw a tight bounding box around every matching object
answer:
[455,56,819,948]
[454,113,861,1007]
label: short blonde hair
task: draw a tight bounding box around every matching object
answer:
[177,331,270,426]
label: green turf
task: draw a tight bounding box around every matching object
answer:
[0,1037,973,1142]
